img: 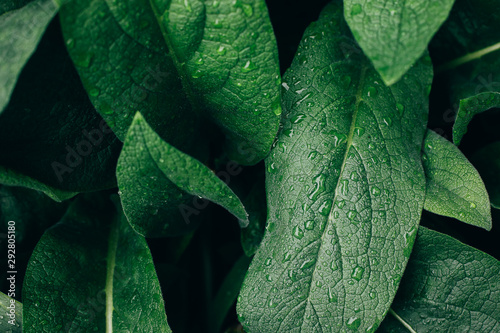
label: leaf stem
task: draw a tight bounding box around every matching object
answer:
[389,308,417,333]
[437,41,500,73]
[105,215,120,333]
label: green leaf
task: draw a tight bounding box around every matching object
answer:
[59,0,200,153]
[0,21,121,193]
[237,2,432,332]
[469,142,500,209]
[452,92,500,145]
[0,166,76,202]
[23,195,172,332]
[344,0,453,85]
[378,226,500,332]
[422,129,491,229]
[0,0,61,113]
[209,255,251,333]
[117,112,248,237]
[0,291,22,332]
[60,0,281,165]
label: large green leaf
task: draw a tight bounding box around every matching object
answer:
[0,0,61,113]
[0,20,121,193]
[0,291,22,332]
[60,0,281,164]
[379,226,500,332]
[343,0,453,85]
[117,112,248,237]
[422,130,491,229]
[23,195,172,332]
[237,2,432,332]
[469,142,500,209]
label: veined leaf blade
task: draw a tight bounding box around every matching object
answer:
[422,129,491,229]
[22,195,172,332]
[117,112,248,237]
[0,0,60,113]
[344,0,454,85]
[379,226,500,332]
[237,2,432,332]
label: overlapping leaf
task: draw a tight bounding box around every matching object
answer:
[237,2,433,331]
[0,0,61,113]
[117,112,248,237]
[0,21,120,194]
[344,0,454,85]
[379,226,500,332]
[60,0,281,164]
[422,130,491,229]
[23,195,172,332]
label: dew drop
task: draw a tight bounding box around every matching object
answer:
[293,225,304,239]
[319,199,333,216]
[396,103,405,115]
[308,151,318,160]
[305,220,315,230]
[268,299,278,308]
[371,186,381,196]
[346,316,361,330]
[347,210,357,221]
[265,257,272,266]
[66,38,75,49]
[241,60,257,73]
[351,3,362,16]
[350,171,359,181]
[89,87,100,97]
[291,114,306,124]
[328,287,338,303]
[367,86,377,97]
[383,117,392,126]
[355,127,365,136]
[74,53,94,68]
[211,18,223,28]
[470,202,477,209]
[216,45,226,55]
[351,266,364,281]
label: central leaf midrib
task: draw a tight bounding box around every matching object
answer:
[149,0,201,113]
[300,65,368,329]
[105,215,120,333]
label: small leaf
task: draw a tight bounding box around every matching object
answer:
[422,129,491,229]
[117,112,248,237]
[237,2,432,331]
[0,0,60,113]
[344,0,454,85]
[0,291,22,332]
[453,92,500,145]
[379,226,500,332]
[0,166,76,202]
[23,195,172,332]
[469,142,500,209]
